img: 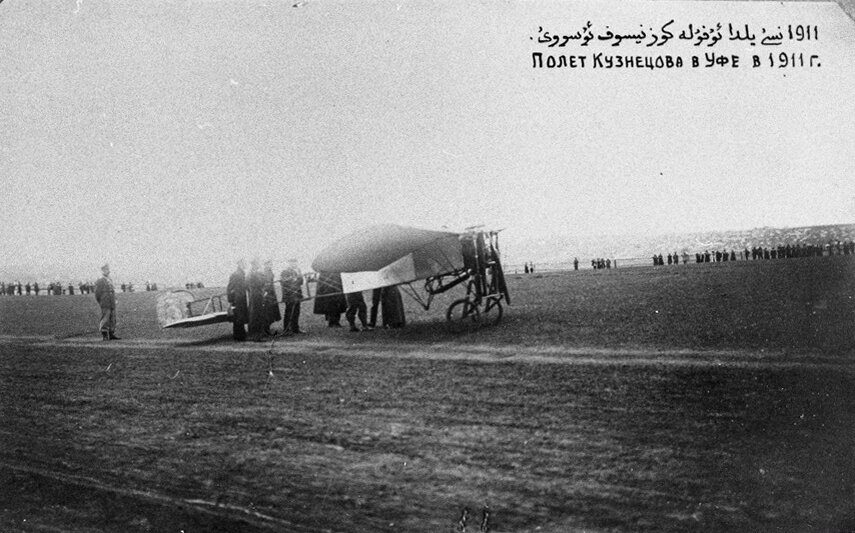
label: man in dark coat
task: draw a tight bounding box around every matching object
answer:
[247,259,267,341]
[313,272,347,327]
[380,285,406,328]
[279,259,304,335]
[262,260,281,335]
[369,288,383,328]
[226,260,249,341]
[94,264,119,340]
[368,286,406,329]
[345,290,369,332]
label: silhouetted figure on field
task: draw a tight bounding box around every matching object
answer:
[573,258,579,271]
[279,259,304,335]
[94,264,119,340]
[345,290,369,332]
[370,285,405,329]
[246,259,267,341]
[262,260,281,336]
[227,259,248,341]
[524,262,529,274]
[313,272,347,327]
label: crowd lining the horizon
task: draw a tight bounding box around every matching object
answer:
[652,240,854,266]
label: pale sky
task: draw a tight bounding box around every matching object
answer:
[1,0,853,284]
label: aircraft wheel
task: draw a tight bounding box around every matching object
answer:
[447,298,480,332]
[481,296,503,326]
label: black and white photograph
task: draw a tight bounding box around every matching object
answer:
[1,0,854,531]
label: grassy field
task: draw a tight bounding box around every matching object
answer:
[0,256,853,532]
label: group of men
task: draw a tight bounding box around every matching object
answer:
[85,259,408,342]
[226,263,407,341]
[312,272,406,333]
[227,259,304,342]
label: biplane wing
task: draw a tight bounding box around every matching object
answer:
[311,224,464,293]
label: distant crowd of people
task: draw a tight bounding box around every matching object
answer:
[590,258,614,270]
[1,281,94,296]
[0,280,160,295]
[652,240,854,266]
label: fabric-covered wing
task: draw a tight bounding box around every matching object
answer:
[312,224,464,293]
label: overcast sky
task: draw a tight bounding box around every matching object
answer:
[1,0,853,283]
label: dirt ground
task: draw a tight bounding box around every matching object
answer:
[1,257,853,532]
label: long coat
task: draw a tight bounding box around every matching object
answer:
[313,272,347,315]
[380,285,406,328]
[94,276,116,310]
[247,268,266,336]
[279,267,304,303]
[262,266,281,324]
[226,268,248,325]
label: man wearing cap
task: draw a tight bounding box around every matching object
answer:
[279,259,304,335]
[94,264,120,340]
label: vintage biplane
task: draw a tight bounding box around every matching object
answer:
[157,224,509,330]
[312,224,510,329]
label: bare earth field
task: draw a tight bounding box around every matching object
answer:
[1,257,853,532]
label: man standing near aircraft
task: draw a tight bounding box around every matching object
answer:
[279,259,304,335]
[94,264,119,340]
[345,290,370,332]
[313,272,347,327]
[262,260,281,336]
[226,259,248,341]
[246,259,267,341]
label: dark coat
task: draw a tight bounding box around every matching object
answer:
[94,276,116,310]
[313,272,347,315]
[263,267,281,323]
[247,268,266,336]
[279,267,304,303]
[380,285,406,328]
[226,268,249,325]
